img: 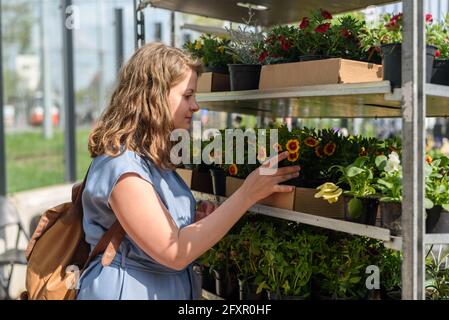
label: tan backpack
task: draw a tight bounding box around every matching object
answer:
[21,171,125,300]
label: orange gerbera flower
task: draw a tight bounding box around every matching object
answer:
[304,137,319,148]
[287,151,299,162]
[273,143,283,153]
[323,142,336,156]
[228,164,238,176]
[426,155,433,164]
[286,139,300,153]
[359,147,367,157]
[315,146,324,158]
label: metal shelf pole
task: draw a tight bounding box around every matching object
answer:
[401,0,426,300]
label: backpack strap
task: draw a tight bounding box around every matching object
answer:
[77,165,126,273]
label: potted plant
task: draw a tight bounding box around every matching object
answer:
[226,11,264,90]
[425,245,449,299]
[425,156,449,233]
[229,220,267,300]
[429,13,449,86]
[183,33,234,74]
[374,151,403,235]
[359,12,438,88]
[315,235,372,299]
[256,223,313,300]
[328,156,379,225]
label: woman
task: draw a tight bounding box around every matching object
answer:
[76,43,300,300]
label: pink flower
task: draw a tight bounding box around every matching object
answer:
[426,13,433,23]
[315,23,331,33]
[299,17,309,29]
[320,9,332,20]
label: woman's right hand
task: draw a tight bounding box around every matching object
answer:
[240,151,301,205]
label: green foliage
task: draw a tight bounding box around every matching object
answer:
[183,34,234,69]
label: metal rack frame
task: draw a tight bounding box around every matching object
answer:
[135,0,448,300]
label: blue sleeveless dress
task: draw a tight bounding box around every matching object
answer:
[76,150,201,300]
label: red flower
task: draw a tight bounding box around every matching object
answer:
[435,50,441,58]
[304,137,319,148]
[323,142,336,156]
[279,35,291,51]
[258,51,269,63]
[426,13,433,23]
[391,13,403,23]
[315,146,324,158]
[320,9,332,20]
[340,28,351,38]
[315,23,331,33]
[299,17,309,29]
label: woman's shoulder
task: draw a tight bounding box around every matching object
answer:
[89,150,155,186]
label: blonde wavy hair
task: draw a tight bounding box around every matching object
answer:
[88,42,202,170]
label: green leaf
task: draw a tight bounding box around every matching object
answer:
[347,167,364,177]
[442,204,449,212]
[425,198,434,209]
[375,155,387,170]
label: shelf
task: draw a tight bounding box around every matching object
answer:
[192,191,402,251]
[148,0,398,27]
[197,82,449,118]
[197,81,401,118]
[202,289,224,300]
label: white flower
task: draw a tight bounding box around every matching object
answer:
[385,151,400,173]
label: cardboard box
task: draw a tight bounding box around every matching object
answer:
[225,176,344,217]
[258,58,383,90]
[176,168,214,194]
[226,176,295,210]
[294,187,344,219]
[197,72,230,93]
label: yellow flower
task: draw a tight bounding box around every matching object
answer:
[287,152,299,162]
[304,137,319,148]
[286,139,300,153]
[323,142,336,156]
[218,46,225,53]
[228,164,238,176]
[426,155,433,164]
[194,40,202,50]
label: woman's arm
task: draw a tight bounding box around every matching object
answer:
[109,151,300,271]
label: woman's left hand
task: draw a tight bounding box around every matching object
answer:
[195,200,218,222]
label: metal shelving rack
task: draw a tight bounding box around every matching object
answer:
[136,0,449,300]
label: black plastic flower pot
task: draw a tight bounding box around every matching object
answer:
[209,168,226,196]
[204,65,230,74]
[431,59,449,86]
[193,264,215,293]
[213,269,239,299]
[426,205,449,233]
[343,195,379,225]
[381,43,437,88]
[238,279,265,300]
[379,201,402,236]
[228,64,262,91]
